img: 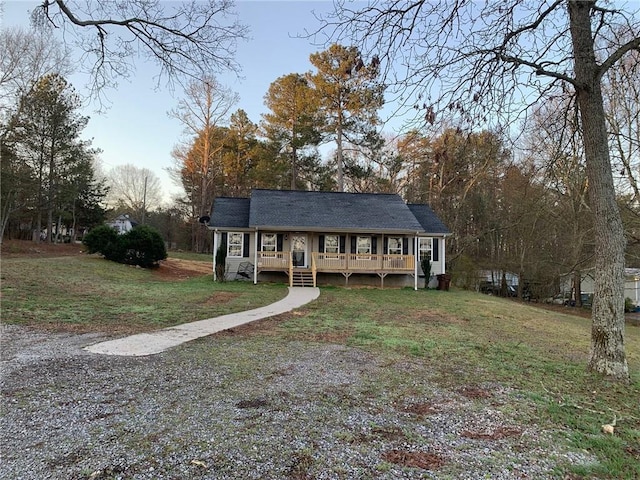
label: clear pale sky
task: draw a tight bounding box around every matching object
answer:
[2,1,371,205]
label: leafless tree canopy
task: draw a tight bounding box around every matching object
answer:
[31,0,249,98]
[317,0,640,130]
[0,26,72,116]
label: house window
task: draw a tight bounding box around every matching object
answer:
[228,232,244,257]
[324,235,339,254]
[357,236,371,255]
[419,237,432,262]
[388,237,402,255]
[262,233,277,252]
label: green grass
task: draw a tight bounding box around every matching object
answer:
[1,259,638,478]
[1,256,286,332]
[167,251,212,262]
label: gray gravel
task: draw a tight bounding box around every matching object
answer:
[1,324,597,479]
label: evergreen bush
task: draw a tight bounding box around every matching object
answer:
[82,225,119,254]
[121,225,167,268]
[215,241,227,281]
[84,224,166,268]
[421,258,432,289]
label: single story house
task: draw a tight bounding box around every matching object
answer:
[207,189,450,289]
[107,214,138,234]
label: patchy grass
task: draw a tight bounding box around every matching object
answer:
[2,253,638,478]
[167,250,212,262]
[258,288,640,479]
[1,255,286,333]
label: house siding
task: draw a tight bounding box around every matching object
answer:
[214,230,446,286]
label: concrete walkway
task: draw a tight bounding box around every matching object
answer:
[84,287,320,357]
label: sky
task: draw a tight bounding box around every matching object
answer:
[2,1,364,205]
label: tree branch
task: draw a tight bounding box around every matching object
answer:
[599,37,640,80]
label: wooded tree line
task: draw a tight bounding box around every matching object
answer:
[2,31,638,299]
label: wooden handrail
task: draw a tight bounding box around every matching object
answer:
[312,252,414,271]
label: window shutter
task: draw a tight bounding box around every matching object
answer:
[319,235,325,252]
[371,237,377,254]
[402,238,409,255]
[221,232,228,245]
[350,236,357,254]
[277,234,284,252]
[339,235,346,254]
[243,233,250,258]
[383,237,388,253]
[257,233,262,251]
[432,238,439,261]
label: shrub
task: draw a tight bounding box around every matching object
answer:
[121,225,167,268]
[82,225,119,254]
[215,241,227,282]
[624,297,635,313]
[421,258,431,289]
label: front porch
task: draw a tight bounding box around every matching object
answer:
[256,251,416,287]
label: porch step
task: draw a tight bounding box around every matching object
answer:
[292,271,314,287]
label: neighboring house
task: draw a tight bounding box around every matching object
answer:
[107,214,138,234]
[559,268,640,306]
[207,189,450,289]
[575,268,640,306]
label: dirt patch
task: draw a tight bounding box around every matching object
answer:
[399,402,441,416]
[458,385,493,399]
[1,239,84,258]
[153,258,212,281]
[203,291,240,305]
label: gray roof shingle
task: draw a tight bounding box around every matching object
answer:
[249,189,423,233]
[210,197,250,228]
[407,204,450,234]
[208,190,449,235]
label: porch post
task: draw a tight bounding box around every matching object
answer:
[414,234,418,291]
[253,228,259,284]
[441,236,446,275]
[212,229,218,281]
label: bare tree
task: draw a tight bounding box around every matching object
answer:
[169,75,237,252]
[30,0,248,100]
[0,26,72,123]
[106,164,162,221]
[320,1,639,381]
[604,49,640,199]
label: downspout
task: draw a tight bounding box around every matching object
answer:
[414,233,419,291]
[212,229,218,281]
[253,228,259,284]
[441,236,446,275]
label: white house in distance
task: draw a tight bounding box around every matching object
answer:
[561,268,640,307]
[106,214,138,234]
[207,189,450,289]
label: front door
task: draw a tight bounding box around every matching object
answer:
[291,234,307,268]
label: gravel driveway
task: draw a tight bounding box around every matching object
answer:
[1,324,596,479]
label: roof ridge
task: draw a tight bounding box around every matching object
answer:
[252,188,401,197]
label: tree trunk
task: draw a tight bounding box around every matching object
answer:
[573,270,582,308]
[291,145,297,190]
[336,113,344,192]
[568,1,629,381]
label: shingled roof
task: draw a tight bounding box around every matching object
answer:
[209,197,250,229]
[407,204,450,234]
[209,189,449,235]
